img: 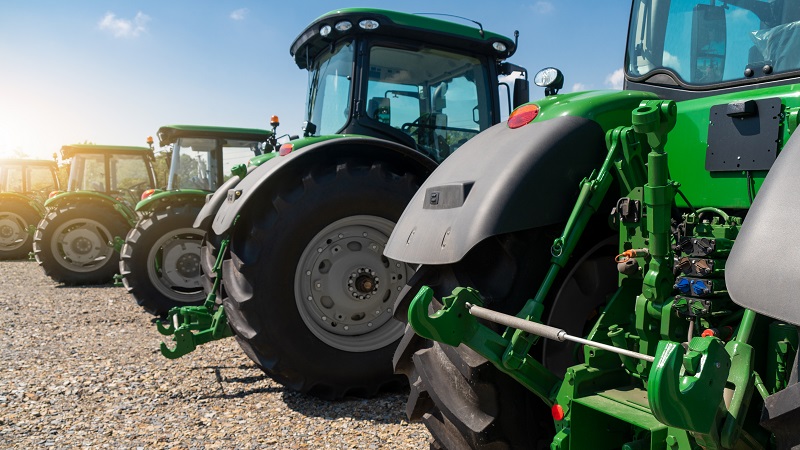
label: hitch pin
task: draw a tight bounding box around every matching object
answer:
[173,313,180,330]
[465,303,655,363]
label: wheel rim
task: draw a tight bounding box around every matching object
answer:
[146,227,206,302]
[294,215,412,352]
[0,212,30,251]
[50,218,115,272]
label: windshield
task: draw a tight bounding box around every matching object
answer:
[627,0,800,86]
[365,46,490,162]
[169,137,261,190]
[27,165,57,193]
[306,40,354,136]
[69,153,153,198]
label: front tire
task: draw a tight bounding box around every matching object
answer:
[119,206,206,316]
[223,160,422,399]
[33,204,129,284]
[0,201,40,260]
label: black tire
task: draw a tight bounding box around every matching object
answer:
[33,204,130,285]
[223,160,423,399]
[392,229,618,449]
[119,205,205,316]
[0,200,40,260]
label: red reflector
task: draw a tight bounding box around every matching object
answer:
[141,189,156,200]
[551,404,565,421]
[508,104,540,129]
[48,190,62,199]
[279,143,294,156]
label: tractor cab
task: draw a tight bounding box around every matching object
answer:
[155,125,272,193]
[60,145,156,209]
[291,8,527,162]
[0,159,59,202]
[627,0,800,98]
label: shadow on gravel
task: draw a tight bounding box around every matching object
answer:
[280,389,412,424]
[54,283,123,289]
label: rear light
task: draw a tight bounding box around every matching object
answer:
[551,404,566,421]
[141,189,156,200]
[48,190,62,199]
[279,143,294,156]
[508,104,540,129]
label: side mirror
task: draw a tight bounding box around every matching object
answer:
[534,67,564,96]
[512,78,530,108]
[691,4,727,83]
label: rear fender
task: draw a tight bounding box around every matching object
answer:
[384,116,609,265]
[136,189,208,213]
[0,192,45,216]
[210,137,437,236]
[727,131,800,326]
[44,192,137,226]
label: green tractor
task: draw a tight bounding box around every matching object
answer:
[0,158,60,259]
[383,0,800,448]
[33,144,157,285]
[118,125,276,316]
[160,8,530,399]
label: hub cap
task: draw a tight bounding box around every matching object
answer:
[146,227,205,302]
[51,218,115,272]
[294,215,412,352]
[0,212,29,251]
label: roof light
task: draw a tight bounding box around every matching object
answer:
[270,115,280,127]
[146,136,154,146]
[335,21,352,32]
[492,42,507,52]
[279,143,294,156]
[359,19,379,30]
[141,189,156,200]
[320,24,332,37]
[507,104,540,129]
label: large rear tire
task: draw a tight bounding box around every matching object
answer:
[0,201,40,260]
[392,231,618,449]
[119,205,205,316]
[223,160,422,399]
[33,204,129,285]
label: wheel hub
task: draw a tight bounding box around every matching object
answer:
[0,213,27,250]
[295,215,412,352]
[146,227,205,302]
[70,237,94,255]
[348,268,379,299]
[175,252,201,278]
[0,224,13,239]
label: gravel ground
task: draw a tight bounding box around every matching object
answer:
[0,260,428,449]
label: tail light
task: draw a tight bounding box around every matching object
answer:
[279,143,294,156]
[508,104,540,129]
[48,190,63,199]
[141,189,156,200]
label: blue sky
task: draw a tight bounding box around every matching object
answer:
[0,1,631,160]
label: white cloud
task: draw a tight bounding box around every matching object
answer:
[98,11,150,38]
[571,82,589,92]
[605,68,625,90]
[531,2,555,14]
[663,51,682,73]
[230,8,249,20]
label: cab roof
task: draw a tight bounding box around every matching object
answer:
[156,125,273,147]
[291,8,517,69]
[60,144,153,160]
[0,158,58,168]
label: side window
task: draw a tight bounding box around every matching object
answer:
[28,166,56,192]
[1,166,23,192]
[307,41,354,136]
[365,46,488,162]
[75,155,106,192]
[110,154,151,195]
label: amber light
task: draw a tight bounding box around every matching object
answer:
[508,104,540,129]
[270,115,280,127]
[141,189,156,200]
[279,143,294,156]
[48,190,63,199]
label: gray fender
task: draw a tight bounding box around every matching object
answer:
[209,137,437,236]
[384,115,608,265]
[194,173,246,230]
[727,131,800,327]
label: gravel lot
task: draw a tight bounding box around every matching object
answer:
[0,260,427,449]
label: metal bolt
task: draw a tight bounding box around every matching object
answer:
[321,316,327,321]
[306,270,311,276]
[344,326,349,330]
[315,282,321,289]
[368,323,372,327]
[307,296,312,301]
[715,362,721,369]
[317,248,323,253]
[338,234,344,238]
[375,310,381,315]
[387,308,392,313]
[362,232,367,237]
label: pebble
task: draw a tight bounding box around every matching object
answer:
[0,260,428,448]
